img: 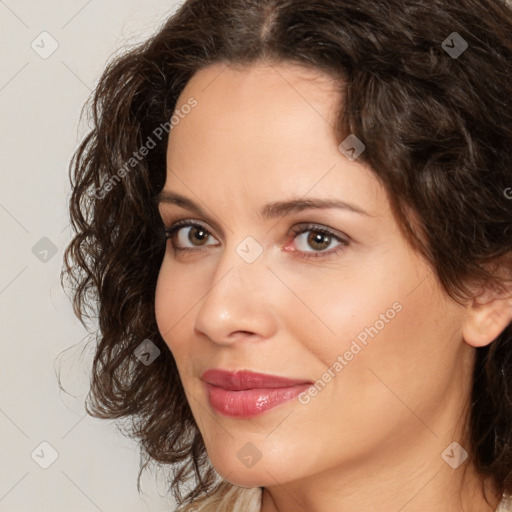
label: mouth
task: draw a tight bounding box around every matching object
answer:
[201,369,313,418]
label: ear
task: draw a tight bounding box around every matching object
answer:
[462,281,512,348]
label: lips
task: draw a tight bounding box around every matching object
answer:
[201,369,313,418]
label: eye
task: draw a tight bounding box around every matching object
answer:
[165,220,218,252]
[287,223,349,259]
[163,220,349,259]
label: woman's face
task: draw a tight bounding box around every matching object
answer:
[154,61,474,492]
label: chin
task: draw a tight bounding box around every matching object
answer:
[209,454,279,488]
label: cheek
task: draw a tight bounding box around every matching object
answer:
[273,251,417,370]
[316,269,463,426]
[154,259,195,355]
[280,245,457,411]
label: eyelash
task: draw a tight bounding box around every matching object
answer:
[163,220,349,260]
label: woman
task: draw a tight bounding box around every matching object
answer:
[62,0,512,510]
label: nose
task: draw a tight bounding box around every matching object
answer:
[193,242,278,346]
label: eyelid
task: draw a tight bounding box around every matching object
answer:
[164,219,219,245]
[159,206,225,239]
[289,223,349,244]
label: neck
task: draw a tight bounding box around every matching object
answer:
[260,446,502,512]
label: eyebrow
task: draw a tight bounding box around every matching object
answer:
[155,191,371,220]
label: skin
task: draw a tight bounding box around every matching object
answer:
[154,60,512,511]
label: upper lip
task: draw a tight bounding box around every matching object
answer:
[201,369,313,390]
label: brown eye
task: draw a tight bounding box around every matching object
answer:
[306,231,332,251]
[165,221,218,251]
[289,224,349,259]
[187,225,210,246]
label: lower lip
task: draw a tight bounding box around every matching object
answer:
[204,382,312,418]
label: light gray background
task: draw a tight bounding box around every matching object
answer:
[1,1,184,511]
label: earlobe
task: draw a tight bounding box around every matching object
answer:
[462,284,512,348]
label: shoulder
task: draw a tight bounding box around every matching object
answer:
[176,481,262,512]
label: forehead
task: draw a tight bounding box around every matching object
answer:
[163,60,385,220]
[169,60,343,147]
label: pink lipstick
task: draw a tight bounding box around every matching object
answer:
[201,369,312,418]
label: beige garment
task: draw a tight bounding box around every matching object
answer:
[177,484,261,512]
[497,494,512,512]
[196,485,261,512]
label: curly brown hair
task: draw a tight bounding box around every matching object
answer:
[61,0,512,508]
